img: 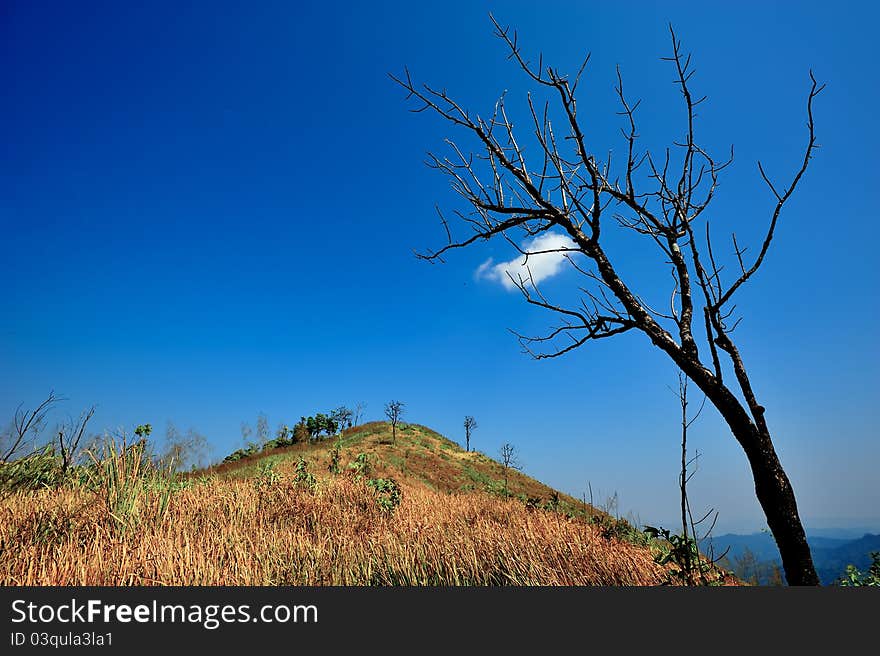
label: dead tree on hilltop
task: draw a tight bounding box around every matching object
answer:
[463,415,477,452]
[353,402,367,428]
[499,442,522,496]
[384,400,404,444]
[392,17,823,584]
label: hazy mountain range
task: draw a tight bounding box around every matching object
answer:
[708,530,880,585]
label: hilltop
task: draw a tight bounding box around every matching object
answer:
[207,421,595,516]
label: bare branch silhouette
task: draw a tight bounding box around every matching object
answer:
[394,17,823,584]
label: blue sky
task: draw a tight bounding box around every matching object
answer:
[2,1,877,534]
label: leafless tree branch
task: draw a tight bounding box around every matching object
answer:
[2,391,63,461]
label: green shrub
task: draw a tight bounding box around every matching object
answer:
[293,457,316,490]
[839,552,880,587]
[223,448,246,463]
[367,477,402,513]
[642,525,727,585]
[347,453,371,479]
[255,461,282,489]
[590,514,652,547]
[520,494,542,511]
[543,491,561,512]
[328,438,342,474]
[223,442,262,463]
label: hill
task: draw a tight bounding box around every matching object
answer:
[208,421,595,516]
[0,421,691,586]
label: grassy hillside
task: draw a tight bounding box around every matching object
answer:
[0,421,722,586]
[209,421,596,516]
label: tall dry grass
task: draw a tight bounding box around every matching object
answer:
[0,469,671,586]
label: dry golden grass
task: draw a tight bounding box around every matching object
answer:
[0,472,672,586]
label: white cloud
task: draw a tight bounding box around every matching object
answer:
[475,232,576,291]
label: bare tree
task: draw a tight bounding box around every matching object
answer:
[499,442,521,495]
[183,427,210,470]
[56,405,97,475]
[677,373,699,582]
[671,371,728,584]
[1,391,62,461]
[463,415,477,452]
[393,17,823,584]
[353,402,367,427]
[161,421,211,471]
[161,421,184,470]
[255,412,270,447]
[384,400,404,444]
[240,421,253,448]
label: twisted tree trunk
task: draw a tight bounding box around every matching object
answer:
[684,363,818,585]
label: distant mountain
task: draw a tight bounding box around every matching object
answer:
[709,531,880,585]
[709,532,785,563]
[812,534,880,585]
[802,527,880,540]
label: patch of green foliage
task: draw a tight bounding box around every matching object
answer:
[462,464,494,488]
[255,461,282,490]
[292,457,316,490]
[643,525,721,585]
[589,514,652,548]
[385,454,406,471]
[85,431,179,532]
[519,493,543,510]
[328,437,342,475]
[347,453,371,480]
[838,552,880,586]
[221,408,352,464]
[544,491,561,512]
[300,413,338,441]
[367,477,402,513]
[261,424,297,452]
[484,480,509,498]
[0,446,65,493]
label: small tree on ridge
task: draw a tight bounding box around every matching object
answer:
[463,415,477,452]
[384,400,404,444]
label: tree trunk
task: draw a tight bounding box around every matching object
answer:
[743,432,819,585]
[697,378,819,585]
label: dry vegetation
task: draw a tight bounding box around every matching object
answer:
[0,422,728,586]
[0,465,670,586]
[0,480,670,586]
